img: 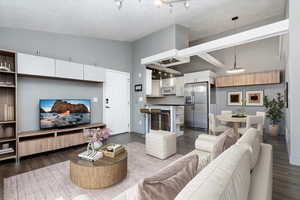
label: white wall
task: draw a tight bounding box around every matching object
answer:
[288,0,300,166]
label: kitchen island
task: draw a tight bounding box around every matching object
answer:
[141,105,184,136]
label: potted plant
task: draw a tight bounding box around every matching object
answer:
[263,93,285,136]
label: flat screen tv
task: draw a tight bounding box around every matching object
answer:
[40,99,91,129]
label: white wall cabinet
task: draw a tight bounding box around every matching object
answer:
[55,60,84,80]
[184,71,216,84]
[17,53,106,83]
[175,77,184,96]
[152,80,161,96]
[17,53,56,77]
[146,69,152,96]
[84,65,105,82]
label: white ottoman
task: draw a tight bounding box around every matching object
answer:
[146,130,177,160]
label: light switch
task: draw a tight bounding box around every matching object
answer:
[139,97,143,102]
[138,73,142,78]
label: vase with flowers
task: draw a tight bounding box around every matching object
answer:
[83,128,111,153]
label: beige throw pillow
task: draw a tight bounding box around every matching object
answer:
[137,154,199,200]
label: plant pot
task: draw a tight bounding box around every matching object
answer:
[269,124,280,136]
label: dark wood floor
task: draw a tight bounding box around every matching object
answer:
[0,130,299,200]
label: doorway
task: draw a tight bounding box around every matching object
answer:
[103,69,130,135]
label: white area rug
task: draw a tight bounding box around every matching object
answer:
[4,142,182,200]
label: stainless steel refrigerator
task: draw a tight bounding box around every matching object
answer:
[184,82,209,130]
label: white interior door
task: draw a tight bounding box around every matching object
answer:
[104,70,130,135]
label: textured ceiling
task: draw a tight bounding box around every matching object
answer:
[0,0,287,41]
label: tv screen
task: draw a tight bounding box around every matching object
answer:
[40,99,91,129]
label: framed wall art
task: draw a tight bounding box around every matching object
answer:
[246,90,264,106]
[227,91,243,106]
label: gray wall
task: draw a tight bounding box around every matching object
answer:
[289,0,300,166]
[0,27,132,132]
[0,27,132,72]
[17,77,103,132]
[213,83,285,134]
[131,25,188,134]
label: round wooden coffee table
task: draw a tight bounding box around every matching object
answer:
[70,150,127,189]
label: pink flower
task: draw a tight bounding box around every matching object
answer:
[83,128,111,143]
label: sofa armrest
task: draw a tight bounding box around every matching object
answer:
[195,135,218,152]
[248,143,272,200]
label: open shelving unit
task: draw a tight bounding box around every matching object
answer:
[0,50,17,161]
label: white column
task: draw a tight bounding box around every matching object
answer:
[289,0,300,166]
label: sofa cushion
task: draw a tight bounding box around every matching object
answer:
[175,144,251,200]
[137,154,198,200]
[184,150,211,174]
[248,143,273,200]
[223,128,238,150]
[237,128,261,169]
[195,133,227,160]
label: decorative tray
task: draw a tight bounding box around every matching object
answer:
[99,143,125,158]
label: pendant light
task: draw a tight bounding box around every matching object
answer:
[227,16,245,74]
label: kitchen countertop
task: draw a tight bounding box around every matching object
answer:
[146,104,187,106]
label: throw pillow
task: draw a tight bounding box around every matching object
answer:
[137,154,199,200]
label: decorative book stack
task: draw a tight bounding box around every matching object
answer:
[0,147,14,155]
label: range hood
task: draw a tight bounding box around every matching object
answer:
[141,49,190,67]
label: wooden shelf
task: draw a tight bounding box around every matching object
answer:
[0,121,16,125]
[0,152,16,161]
[0,137,16,143]
[0,85,15,88]
[0,50,17,163]
[18,123,105,138]
[17,123,106,158]
[0,71,15,74]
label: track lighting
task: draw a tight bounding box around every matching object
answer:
[154,0,163,8]
[184,1,189,9]
[115,0,123,10]
[115,0,191,11]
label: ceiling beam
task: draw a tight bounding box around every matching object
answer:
[197,53,225,68]
[178,19,289,57]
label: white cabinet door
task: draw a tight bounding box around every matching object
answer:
[84,65,105,82]
[55,60,84,80]
[17,53,55,77]
[145,69,152,96]
[176,77,184,96]
[152,80,161,96]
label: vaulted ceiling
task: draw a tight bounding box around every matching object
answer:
[0,0,287,42]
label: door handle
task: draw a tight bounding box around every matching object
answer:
[105,106,111,108]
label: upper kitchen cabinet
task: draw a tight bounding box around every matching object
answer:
[175,77,184,97]
[184,71,216,84]
[145,69,152,96]
[215,70,281,87]
[17,53,56,77]
[55,60,84,80]
[83,65,105,82]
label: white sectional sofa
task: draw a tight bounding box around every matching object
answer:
[175,128,272,200]
[79,128,272,200]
